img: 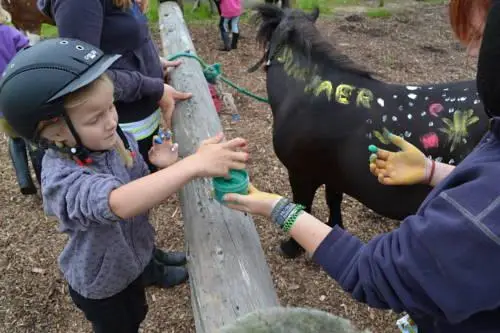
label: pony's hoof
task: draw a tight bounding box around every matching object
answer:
[279,240,305,259]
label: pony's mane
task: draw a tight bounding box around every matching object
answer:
[252,4,373,79]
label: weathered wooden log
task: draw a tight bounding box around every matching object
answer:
[219,307,372,333]
[158,3,280,332]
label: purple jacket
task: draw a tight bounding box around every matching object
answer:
[38,0,164,124]
[41,132,154,299]
[313,119,500,332]
[0,24,29,119]
[0,24,29,76]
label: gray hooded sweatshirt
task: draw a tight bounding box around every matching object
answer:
[41,133,154,299]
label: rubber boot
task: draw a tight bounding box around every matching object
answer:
[8,137,37,195]
[231,33,239,50]
[219,31,231,51]
[27,143,44,187]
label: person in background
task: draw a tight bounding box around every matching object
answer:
[0,4,42,195]
[222,1,500,331]
[37,0,192,289]
[218,0,242,51]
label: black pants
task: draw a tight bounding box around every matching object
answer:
[68,275,148,333]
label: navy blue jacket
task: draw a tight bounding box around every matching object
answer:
[314,118,500,332]
[38,0,164,124]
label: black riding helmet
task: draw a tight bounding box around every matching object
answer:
[0,38,129,164]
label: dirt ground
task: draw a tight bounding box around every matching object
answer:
[0,3,477,333]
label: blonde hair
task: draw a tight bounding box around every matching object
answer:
[63,74,134,168]
[0,1,12,25]
[113,0,132,9]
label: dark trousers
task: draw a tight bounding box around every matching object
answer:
[68,275,148,333]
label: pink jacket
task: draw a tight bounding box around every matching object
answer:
[220,0,242,18]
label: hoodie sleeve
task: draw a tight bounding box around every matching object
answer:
[11,27,29,51]
[46,0,164,103]
[41,156,124,231]
[313,180,500,324]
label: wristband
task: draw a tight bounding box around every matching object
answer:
[275,202,297,228]
[271,197,290,223]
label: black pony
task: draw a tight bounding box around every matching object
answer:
[251,5,489,258]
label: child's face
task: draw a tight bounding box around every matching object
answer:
[42,83,119,151]
[67,83,118,151]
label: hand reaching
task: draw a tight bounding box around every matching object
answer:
[160,57,182,82]
[193,133,249,177]
[159,84,192,130]
[369,130,428,186]
[223,183,282,217]
[148,128,179,169]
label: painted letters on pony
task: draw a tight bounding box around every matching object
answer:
[252,4,488,258]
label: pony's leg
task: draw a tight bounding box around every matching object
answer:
[279,172,319,259]
[325,185,343,229]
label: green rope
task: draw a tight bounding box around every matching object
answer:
[167,51,269,104]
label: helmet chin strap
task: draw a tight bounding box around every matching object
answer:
[48,113,135,166]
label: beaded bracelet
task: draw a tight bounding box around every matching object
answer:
[282,205,305,232]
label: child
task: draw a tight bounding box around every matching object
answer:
[218,0,242,51]
[0,38,248,333]
[0,4,43,195]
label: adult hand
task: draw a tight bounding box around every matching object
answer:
[159,84,192,129]
[369,130,428,185]
[223,184,283,217]
[160,57,182,81]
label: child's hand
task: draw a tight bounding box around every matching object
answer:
[159,84,193,129]
[369,130,427,185]
[148,129,179,169]
[193,133,248,177]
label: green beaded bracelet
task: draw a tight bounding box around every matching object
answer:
[282,204,305,233]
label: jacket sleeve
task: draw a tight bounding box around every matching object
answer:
[41,161,124,231]
[12,28,29,51]
[49,0,164,103]
[313,182,500,324]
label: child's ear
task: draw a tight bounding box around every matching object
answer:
[39,121,69,144]
[476,2,500,117]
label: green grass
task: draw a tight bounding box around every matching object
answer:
[365,7,392,18]
[145,0,160,23]
[40,23,58,38]
[183,2,217,23]
[297,0,332,13]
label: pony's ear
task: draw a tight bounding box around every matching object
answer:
[308,7,319,22]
